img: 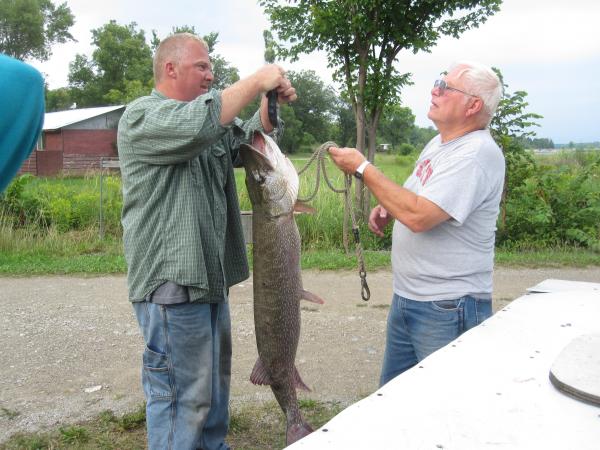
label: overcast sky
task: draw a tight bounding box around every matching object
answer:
[32,0,600,144]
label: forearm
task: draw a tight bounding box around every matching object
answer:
[362,164,448,232]
[220,75,262,125]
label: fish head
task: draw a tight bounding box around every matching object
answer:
[240,131,299,216]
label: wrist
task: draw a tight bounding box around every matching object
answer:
[354,160,371,179]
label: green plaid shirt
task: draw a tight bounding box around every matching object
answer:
[118,88,264,302]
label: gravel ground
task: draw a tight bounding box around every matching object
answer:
[1,267,599,442]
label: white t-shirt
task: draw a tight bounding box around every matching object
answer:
[392,129,505,301]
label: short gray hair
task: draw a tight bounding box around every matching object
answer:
[153,33,209,83]
[449,61,502,126]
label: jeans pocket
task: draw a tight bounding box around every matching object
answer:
[142,346,173,399]
[431,299,460,312]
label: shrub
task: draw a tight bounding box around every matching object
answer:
[397,142,416,155]
[498,154,600,249]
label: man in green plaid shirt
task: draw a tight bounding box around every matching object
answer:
[118,33,297,450]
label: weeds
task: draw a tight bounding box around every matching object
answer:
[0,407,20,420]
[0,400,343,450]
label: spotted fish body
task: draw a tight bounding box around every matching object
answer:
[239,131,322,445]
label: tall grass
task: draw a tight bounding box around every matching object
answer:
[2,149,599,275]
[533,148,600,169]
[239,152,412,252]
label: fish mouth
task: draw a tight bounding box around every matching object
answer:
[240,132,276,171]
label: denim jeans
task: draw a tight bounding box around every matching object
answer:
[133,300,232,450]
[379,294,492,386]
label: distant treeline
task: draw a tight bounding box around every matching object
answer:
[555,141,600,149]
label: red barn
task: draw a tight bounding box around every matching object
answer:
[19,105,125,176]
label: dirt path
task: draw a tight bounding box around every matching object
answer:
[1,267,599,442]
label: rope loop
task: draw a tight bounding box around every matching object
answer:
[297,142,371,301]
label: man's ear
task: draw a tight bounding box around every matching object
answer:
[165,62,176,79]
[466,97,484,118]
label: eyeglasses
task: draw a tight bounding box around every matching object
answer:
[433,79,477,97]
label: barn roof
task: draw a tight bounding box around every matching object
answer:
[43,105,125,131]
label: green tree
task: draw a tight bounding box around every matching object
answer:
[45,86,72,111]
[68,53,103,107]
[263,30,277,64]
[279,105,305,153]
[0,0,75,61]
[377,105,415,148]
[202,31,240,90]
[409,125,437,150]
[335,100,357,148]
[489,68,542,242]
[286,70,338,145]
[262,0,501,216]
[68,21,153,106]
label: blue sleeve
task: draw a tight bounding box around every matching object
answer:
[0,53,45,192]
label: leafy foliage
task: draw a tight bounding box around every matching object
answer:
[261,0,501,160]
[0,174,123,234]
[202,31,240,90]
[286,70,339,144]
[490,69,600,250]
[0,0,75,61]
[377,105,415,148]
[68,20,154,107]
[262,0,501,218]
[498,155,600,250]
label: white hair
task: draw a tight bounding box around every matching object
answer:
[153,33,209,83]
[449,60,502,127]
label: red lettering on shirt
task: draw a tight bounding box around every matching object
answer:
[415,159,433,185]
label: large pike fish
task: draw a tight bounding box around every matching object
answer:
[239,131,324,445]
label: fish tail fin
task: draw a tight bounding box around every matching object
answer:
[287,421,314,445]
[250,358,272,386]
[293,365,311,392]
[301,289,324,305]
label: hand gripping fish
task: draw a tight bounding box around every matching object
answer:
[240,131,324,445]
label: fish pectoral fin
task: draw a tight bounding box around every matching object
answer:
[293,366,311,392]
[250,358,273,386]
[293,201,316,214]
[301,289,324,305]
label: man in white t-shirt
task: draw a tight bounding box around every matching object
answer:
[329,61,504,385]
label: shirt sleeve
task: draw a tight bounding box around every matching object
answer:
[420,155,492,225]
[121,89,230,165]
[0,54,45,192]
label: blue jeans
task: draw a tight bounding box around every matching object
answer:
[379,294,492,386]
[133,300,232,450]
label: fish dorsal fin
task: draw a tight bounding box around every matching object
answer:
[294,201,315,214]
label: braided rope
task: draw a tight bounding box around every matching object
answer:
[296,142,370,301]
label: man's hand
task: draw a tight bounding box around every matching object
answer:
[328,147,365,175]
[368,205,393,237]
[222,64,296,127]
[253,64,287,92]
[275,77,297,104]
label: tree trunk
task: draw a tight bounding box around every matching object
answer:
[354,105,367,221]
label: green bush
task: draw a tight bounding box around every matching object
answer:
[1,174,122,234]
[397,142,416,155]
[498,154,600,249]
[3,150,599,252]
